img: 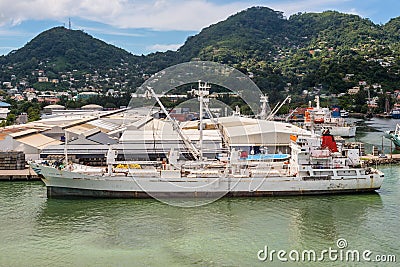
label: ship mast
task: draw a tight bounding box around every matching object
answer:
[64,130,68,166]
[315,95,320,109]
[201,93,229,150]
[259,94,269,120]
[194,80,211,161]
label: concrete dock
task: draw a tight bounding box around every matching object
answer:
[0,167,40,181]
[362,153,400,165]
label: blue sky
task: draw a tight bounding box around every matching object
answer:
[0,0,399,56]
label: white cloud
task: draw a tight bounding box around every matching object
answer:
[0,0,250,30]
[0,0,364,31]
[346,8,362,17]
[147,43,182,52]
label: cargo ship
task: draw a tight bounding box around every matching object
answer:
[32,84,383,199]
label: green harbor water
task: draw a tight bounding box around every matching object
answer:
[0,118,399,266]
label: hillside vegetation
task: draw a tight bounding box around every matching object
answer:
[1,7,400,112]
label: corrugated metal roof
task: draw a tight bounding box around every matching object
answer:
[222,121,311,146]
[69,138,99,145]
[16,133,63,149]
[36,115,98,127]
[82,128,101,137]
[0,125,51,140]
[87,119,120,131]
[9,129,40,138]
[66,124,96,135]
[44,104,65,109]
[81,104,103,109]
[87,132,118,145]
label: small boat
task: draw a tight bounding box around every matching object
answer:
[391,107,400,119]
[384,124,400,150]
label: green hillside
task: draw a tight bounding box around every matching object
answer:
[1,6,400,112]
[1,27,138,73]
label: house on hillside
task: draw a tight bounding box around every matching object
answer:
[348,87,360,95]
[37,93,60,104]
[38,77,49,83]
[0,101,11,119]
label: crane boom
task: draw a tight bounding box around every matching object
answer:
[147,87,201,160]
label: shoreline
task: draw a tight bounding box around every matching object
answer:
[362,154,400,165]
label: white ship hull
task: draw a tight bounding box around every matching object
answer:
[313,125,357,137]
[35,164,384,198]
[326,126,356,137]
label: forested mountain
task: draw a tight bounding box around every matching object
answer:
[177,7,293,62]
[0,27,139,74]
[1,6,400,108]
